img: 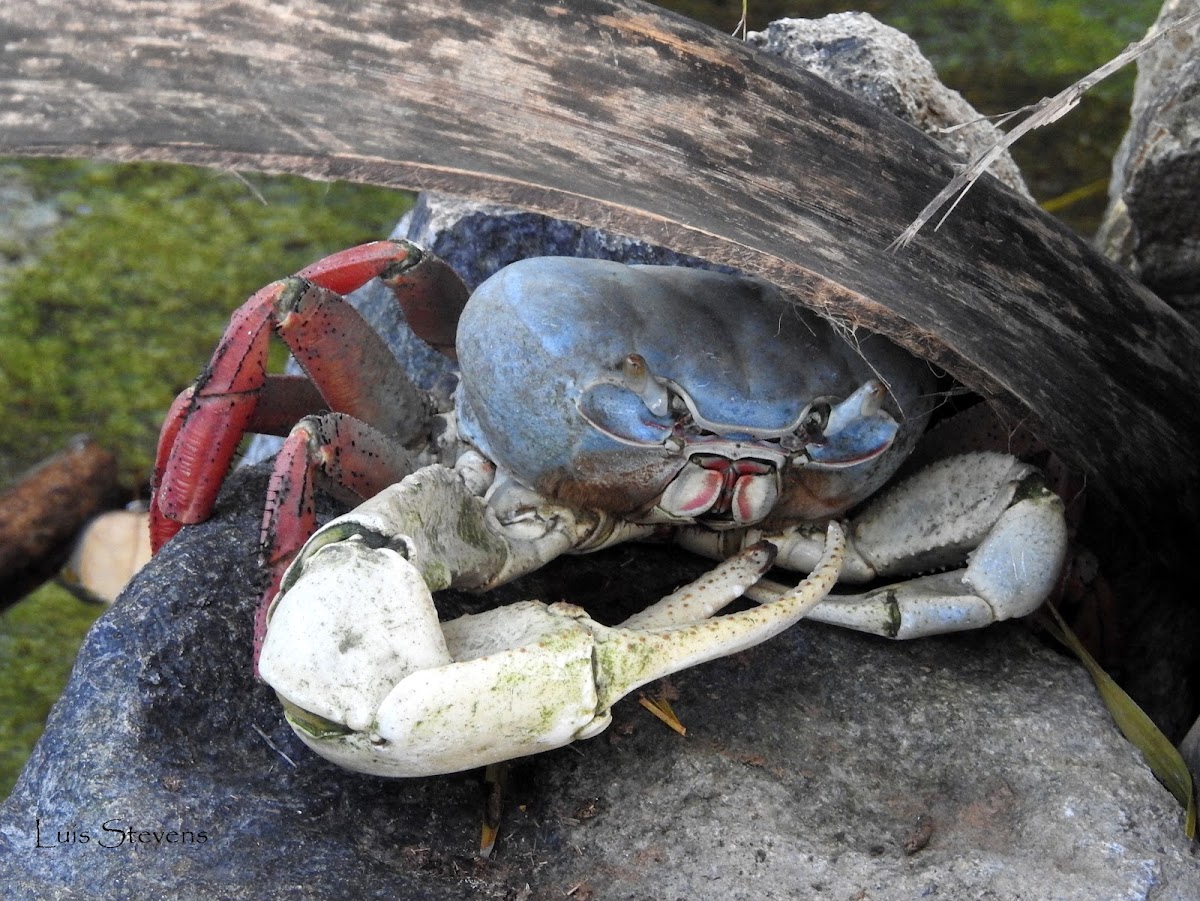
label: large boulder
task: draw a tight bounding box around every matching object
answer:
[747,12,1030,197]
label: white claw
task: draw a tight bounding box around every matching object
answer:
[964,486,1068,620]
[261,520,846,777]
[259,538,451,736]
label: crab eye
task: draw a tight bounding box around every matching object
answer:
[804,381,900,468]
[620,353,648,381]
[577,383,674,445]
[801,401,832,437]
[619,352,671,417]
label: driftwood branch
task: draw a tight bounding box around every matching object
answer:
[0,438,120,610]
[0,0,1197,538]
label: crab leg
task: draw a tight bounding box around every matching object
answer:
[150,240,468,551]
[150,376,325,531]
[620,542,782,629]
[686,452,1069,639]
[786,475,1065,638]
[587,522,844,701]
[258,465,845,776]
[297,240,466,359]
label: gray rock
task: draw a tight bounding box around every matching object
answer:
[1097,0,1200,324]
[372,192,730,384]
[748,13,1031,198]
[1,465,1195,900]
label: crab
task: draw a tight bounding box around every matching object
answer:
[150,239,1068,778]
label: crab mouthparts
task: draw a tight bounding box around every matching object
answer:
[659,453,780,525]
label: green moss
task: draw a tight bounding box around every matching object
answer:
[420,560,453,593]
[280,697,353,740]
[0,584,104,797]
[0,161,411,486]
[454,494,498,553]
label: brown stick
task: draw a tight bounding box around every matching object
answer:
[0,438,120,610]
[0,0,1196,540]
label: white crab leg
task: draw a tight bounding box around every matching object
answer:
[273,463,587,600]
[586,521,845,709]
[620,542,778,629]
[746,452,1069,638]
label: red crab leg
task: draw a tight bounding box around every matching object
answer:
[150,240,468,551]
[298,240,467,359]
[150,289,276,549]
[148,376,326,550]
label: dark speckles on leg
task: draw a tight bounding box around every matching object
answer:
[883,590,902,638]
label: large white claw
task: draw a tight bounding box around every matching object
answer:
[259,522,846,777]
[259,536,602,777]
